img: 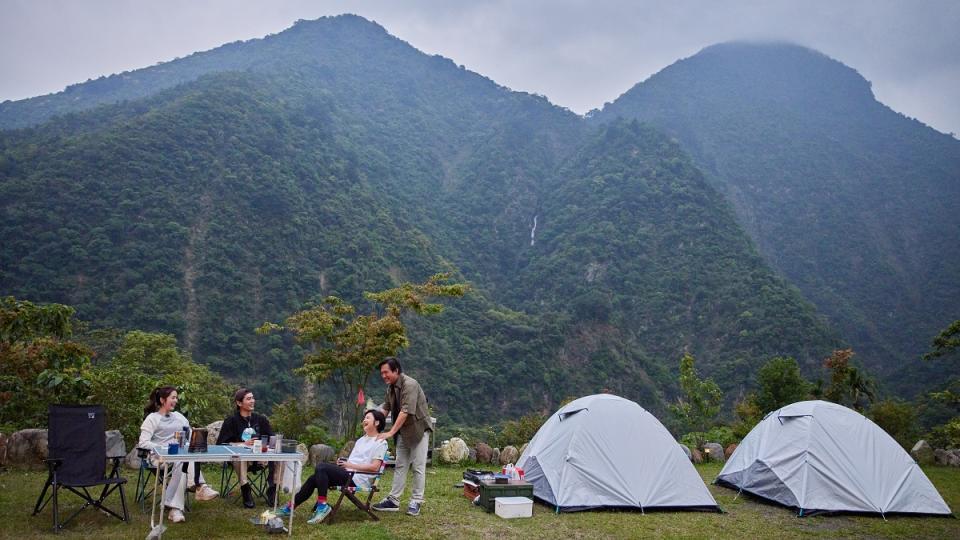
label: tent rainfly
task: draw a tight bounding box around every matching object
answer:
[716,400,953,517]
[516,394,720,512]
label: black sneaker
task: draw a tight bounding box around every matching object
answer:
[406,501,422,516]
[372,498,400,512]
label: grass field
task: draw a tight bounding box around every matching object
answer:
[3,462,958,539]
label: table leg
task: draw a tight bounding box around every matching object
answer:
[150,461,160,529]
[159,462,169,536]
[287,461,299,536]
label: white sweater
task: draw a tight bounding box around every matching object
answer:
[138,411,190,451]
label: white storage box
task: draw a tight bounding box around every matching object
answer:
[495,496,533,519]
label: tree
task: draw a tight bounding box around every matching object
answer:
[87,331,232,445]
[258,273,467,438]
[922,320,959,406]
[822,349,875,412]
[732,394,763,439]
[0,297,93,429]
[924,319,960,360]
[754,356,811,413]
[669,353,722,439]
[921,320,960,446]
[868,399,918,450]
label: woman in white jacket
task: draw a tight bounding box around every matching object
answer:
[138,386,219,523]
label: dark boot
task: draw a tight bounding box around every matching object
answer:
[265,483,277,505]
[241,482,255,508]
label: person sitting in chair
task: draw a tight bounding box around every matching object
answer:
[277,409,388,524]
[216,387,277,508]
[138,386,219,523]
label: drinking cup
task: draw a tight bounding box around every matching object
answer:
[168,441,179,455]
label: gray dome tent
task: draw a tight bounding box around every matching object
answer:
[516,394,719,512]
[716,400,952,516]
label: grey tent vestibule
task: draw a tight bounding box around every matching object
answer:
[716,400,953,517]
[516,394,719,513]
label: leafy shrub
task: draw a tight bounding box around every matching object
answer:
[680,426,737,449]
[88,331,232,446]
[754,357,811,413]
[927,417,960,449]
[868,399,918,450]
[732,395,763,439]
[0,298,94,429]
[269,397,327,447]
[497,413,547,448]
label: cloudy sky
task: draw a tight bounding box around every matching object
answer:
[2,0,959,135]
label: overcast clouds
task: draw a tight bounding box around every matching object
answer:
[2,0,959,135]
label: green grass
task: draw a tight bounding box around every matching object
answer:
[3,463,958,539]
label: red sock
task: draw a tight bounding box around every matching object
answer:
[317,496,327,506]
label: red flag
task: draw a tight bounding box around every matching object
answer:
[356,386,365,406]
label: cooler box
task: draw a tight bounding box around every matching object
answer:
[495,496,533,519]
[479,479,533,512]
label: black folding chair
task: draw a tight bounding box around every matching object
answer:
[32,404,129,532]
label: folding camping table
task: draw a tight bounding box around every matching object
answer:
[149,444,304,537]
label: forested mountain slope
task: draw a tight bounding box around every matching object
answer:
[596,42,960,391]
[1,18,849,424]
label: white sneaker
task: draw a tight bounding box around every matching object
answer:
[195,484,219,501]
[167,508,186,523]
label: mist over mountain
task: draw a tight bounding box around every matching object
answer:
[2,16,949,425]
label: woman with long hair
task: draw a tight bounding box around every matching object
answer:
[138,386,219,523]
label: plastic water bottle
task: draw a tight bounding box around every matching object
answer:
[242,427,255,442]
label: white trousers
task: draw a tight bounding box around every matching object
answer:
[163,462,205,511]
[388,432,429,504]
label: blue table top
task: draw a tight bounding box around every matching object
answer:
[153,443,303,461]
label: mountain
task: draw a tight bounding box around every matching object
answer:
[1,18,848,426]
[595,42,960,393]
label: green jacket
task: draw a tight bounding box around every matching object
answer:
[384,373,431,444]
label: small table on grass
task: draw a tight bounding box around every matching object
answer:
[149,444,304,537]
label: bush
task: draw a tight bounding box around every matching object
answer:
[732,395,763,439]
[0,298,94,429]
[869,399,918,450]
[269,397,327,447]
[88,331,232,446]
[680,425,737,449]
[754,357,811,413]
[497,413,546,448]
[927,417,960,449]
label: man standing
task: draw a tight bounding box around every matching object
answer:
[216,388,276,508]
[372,357,432,516]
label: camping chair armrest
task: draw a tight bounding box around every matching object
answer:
[42,457,63,471]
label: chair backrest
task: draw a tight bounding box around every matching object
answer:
[48,404,107,486]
